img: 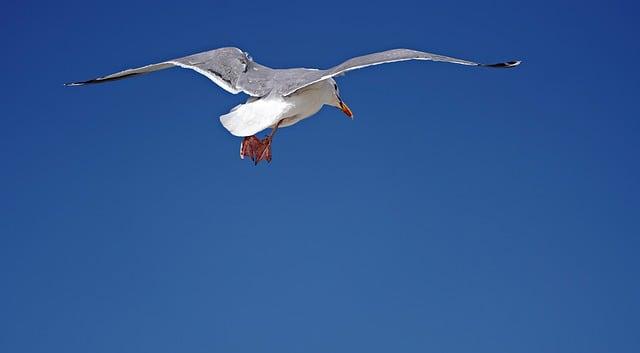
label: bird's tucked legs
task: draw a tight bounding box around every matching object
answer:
[240,120,282,165]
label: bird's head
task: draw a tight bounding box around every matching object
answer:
[328,80,353,119]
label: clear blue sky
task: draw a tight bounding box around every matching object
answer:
[2,1,639,352]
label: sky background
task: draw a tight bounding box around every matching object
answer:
[2,0,639,352]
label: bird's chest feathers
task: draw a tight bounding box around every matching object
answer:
[286,87,329,120]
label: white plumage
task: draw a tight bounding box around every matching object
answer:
[220,79,341,137]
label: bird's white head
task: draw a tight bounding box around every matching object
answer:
[326,79,353,119]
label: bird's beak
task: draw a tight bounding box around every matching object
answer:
[339,101,353,118]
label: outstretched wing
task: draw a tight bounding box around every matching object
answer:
[65,47,266,96]
[279,48,521,96]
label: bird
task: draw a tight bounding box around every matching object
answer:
[66,47,521,164]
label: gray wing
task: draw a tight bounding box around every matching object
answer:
[279,48,521,96]
[65,47,271,97]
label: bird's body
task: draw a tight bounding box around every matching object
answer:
[66,47,520,164]
[279,79,338,129]
[220,78,338,137]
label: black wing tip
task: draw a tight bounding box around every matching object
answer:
[64,78,102,86]
[483,60,522,68]
[63,72,143,87]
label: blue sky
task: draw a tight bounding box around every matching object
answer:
[1,0,639,352]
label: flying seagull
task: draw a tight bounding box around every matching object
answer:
[66,47,520,164]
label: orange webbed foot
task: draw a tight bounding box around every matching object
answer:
[240,135,273,165]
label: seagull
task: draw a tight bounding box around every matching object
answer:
[66,47,520,164]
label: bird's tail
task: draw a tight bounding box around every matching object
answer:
[219,97,292,137]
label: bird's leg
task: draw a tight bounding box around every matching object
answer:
[249,120,282,165]
[240,135,261,161]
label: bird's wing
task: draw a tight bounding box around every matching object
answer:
[279,48,521,96]
[65,47,267,97]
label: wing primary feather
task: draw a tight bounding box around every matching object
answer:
[64,62,176,87]
[481,60,522,68]
[64,72,144,86]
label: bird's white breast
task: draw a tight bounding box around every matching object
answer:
[278,81,334,128]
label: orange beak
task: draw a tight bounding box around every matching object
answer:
[339,101,353,119]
